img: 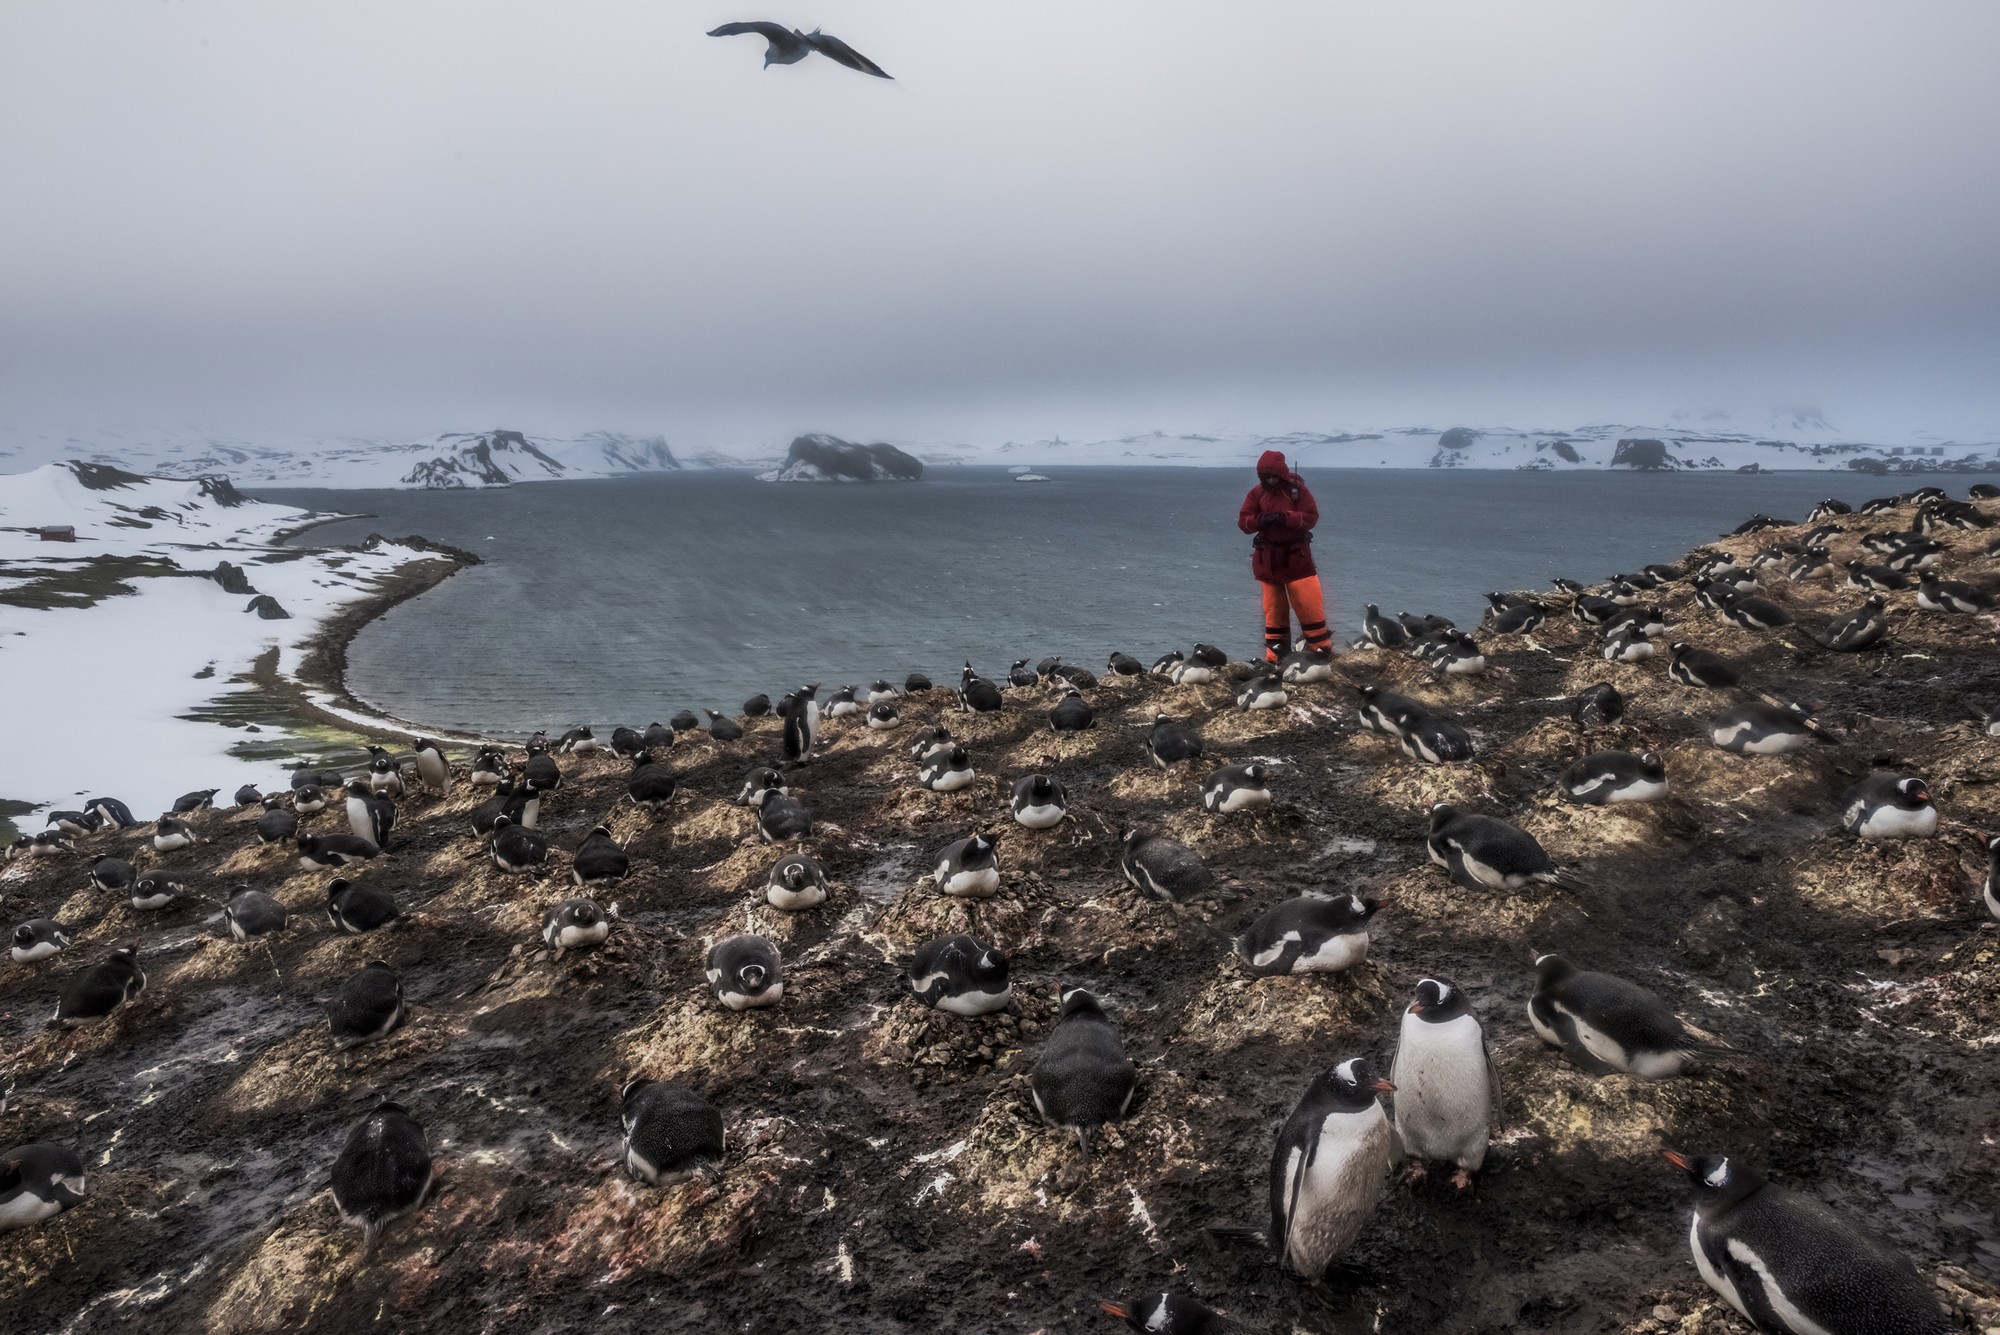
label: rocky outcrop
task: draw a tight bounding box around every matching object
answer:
[211,561,258,595]
[760,433,924,483]
[244,594,289,619]
[195,475,248,507]
[1611,437,1678,470]
[1437,426,1481,450]
[401,430,567,489]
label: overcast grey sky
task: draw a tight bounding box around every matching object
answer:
[2,1,1997,443]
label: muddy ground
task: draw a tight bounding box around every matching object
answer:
[3,496,1999,1335]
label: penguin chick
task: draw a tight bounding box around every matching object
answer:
[1029,988,1137,1163]
[621,1080,725,1185]
[1392,978,1495,1189]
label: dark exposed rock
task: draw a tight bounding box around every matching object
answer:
[245,594,290,619]
[764,433,924,482]
[212,561,258,595]
[195,475,248,507]
[1437,426,1481,450]
[1611,437,1677,470]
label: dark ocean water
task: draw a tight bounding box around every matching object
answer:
[255,467,1884,736]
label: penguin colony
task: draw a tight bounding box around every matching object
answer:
[2,487,1999,1332]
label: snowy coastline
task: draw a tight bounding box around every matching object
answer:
[0,462,471,823]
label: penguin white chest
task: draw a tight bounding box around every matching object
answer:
[1014,802,1065,829]
[1607,777,1669,804]
[1392,1014,1490,1168]
[0,1190,64,1229]
[1282,1106,1388,1272]
[1213,786,1271,814]
[1290,929,1367,973]
[1854,804,1937,840]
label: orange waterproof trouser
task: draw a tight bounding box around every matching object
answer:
[1262,576,1332,660]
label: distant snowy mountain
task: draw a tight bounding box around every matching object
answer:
[757,434,924,483]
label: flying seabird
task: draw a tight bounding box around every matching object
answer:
[707,21,893,78]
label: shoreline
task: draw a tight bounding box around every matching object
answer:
[268,510,376,544]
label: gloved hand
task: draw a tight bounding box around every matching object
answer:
[1258,512,1284,527]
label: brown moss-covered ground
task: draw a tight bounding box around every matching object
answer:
[3,497,1999,1335]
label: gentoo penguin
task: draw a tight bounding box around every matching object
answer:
[700,709,744,742]
[1107,651,1145,676]
[609,726,645,758]
[255,794,299,845]
[1916,572,1994,614]
[542,898,612,959]
[667,709,700,733]
[1401,610,1450,639]
[1201,763,1273,814]
[1098,1294,1234,1334]
[470,781,536,837]
[412,738,451,792]
[1362,604,1408,649]
[330,1100,434,1258]
[326,878,401,934]
[780,682,822,765]
[344,779,395,850]
[1029,988,1138,1162]
[1602,626,1654,663]
[1262,1058,1395,1289]
[1572,593,1621,626]
[555,726,601,755]
[917,744,976,792]
[21,829,72,857]
[54,945,146,1025]
[86,796,136,829]
[638,722,676,754]
[1668,642,1740,689]
[823,685,863,718]
[1167,656,1214,686]
[1234,894,1378,976]
[219,887,289,940]
[1843,559,1907,592]
[907,935,1011,1015]
[1354,684,1424,736]
[1051,662,1101,691]
[1008,659,1039,687]
[756,790,814,843]
[1786,546,1833,582]
[765,851,829,910]
[366,747,405,796]
[489,815,549,872]
[737,766,787,806]
[905,672,932,693]
[45,809,101,837]
[1395,710,1475,765]
[1857,494,1900,515]
[1392,978,1494,1189]
[1560,750,1669,805]
[1883,537,1944,570]
[1142,714,1203,769]
[1818,597,1889,651]
[1710,701,1816,754]
[1189,642,1228,668]
[522,742,562,795]
[958,663,1004,712]
[741,694,773,720]
[88,856,136,895]
[865,679,901,704]
[324,961,406,1048]
[706,933,784,1010]
[1422,631,1487,677]
[1490,598,1549,637]
[130,870,184,911]
[11,919,71,964]
[935,830,1001,897]
[1279,646,1336,682]
[1237,672,1288,710]
[292,783,328,815]
[1529,954,1723,1077]
[1839,773,1937,840]
[172,787,219,813]
[1010,773,1069,829]
[865,699,902,730]
[1808,497,1853,520]
[570,825,628,884]
[1982,833,1999,921]
[1718,591,1793,631]
[621,1080,726,1186]
[1151,650,1186,676]
[1426,805,1573,892]
[626,751,677,816]
[233,783,262,808]
[152,816,198,853]
[1548,577,1585,596]
[1665,1152,1953,1335]
[1570,682,1625,728]
[1119,828,1223,904]
[1049,687,1095,732]
[0,1143,88,1232]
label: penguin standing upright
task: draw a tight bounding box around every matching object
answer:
[621,1080,726,1185]
[907,935,1012,1015]
[1664,1152,1953,1335]
[1528,954,1724,1078]
[1233,894,1378,976]
[1260,1058,1395,1291]
[781,683,822,765]
[1029,988,1138,1162]
[0,1143,88,1232]
[344,779,395,850]
[1392,978,1495,1189]
[412,738,451,793]
[329,1100,434,1258]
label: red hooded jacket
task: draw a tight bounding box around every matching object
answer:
[1238,450,1319,584]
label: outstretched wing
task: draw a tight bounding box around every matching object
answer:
[707,21,791,40]
[804,29,894,78]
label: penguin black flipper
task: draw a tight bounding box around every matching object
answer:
[1528,994,1620,1076]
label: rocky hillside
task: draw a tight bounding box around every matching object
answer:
[400,430,681,489]
[759,433,925,483]
[2,494,1998,1334]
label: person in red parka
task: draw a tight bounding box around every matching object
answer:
[1238,450,1333,663]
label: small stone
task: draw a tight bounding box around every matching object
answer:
[1652,1306,1680,1324]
